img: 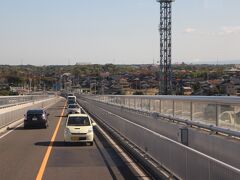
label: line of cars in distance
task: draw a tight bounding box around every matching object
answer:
[23,93,95,146]
[64,94,96,145]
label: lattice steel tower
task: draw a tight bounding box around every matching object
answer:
[157,0,174,95]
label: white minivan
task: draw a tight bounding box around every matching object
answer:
[67,104,81,114]
[67,96,76,104]
[64,114,95,145]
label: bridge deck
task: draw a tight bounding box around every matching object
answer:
[0,99,139,180]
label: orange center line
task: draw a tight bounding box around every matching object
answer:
[36,101,66,180]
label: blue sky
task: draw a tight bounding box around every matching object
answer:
[0,0,240,65]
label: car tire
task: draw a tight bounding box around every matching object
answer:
[43,123,47,129]
[89,142,93,146]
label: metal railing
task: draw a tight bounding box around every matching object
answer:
[0,95,52,109]
[81,97,240,180]
[90,95,240,132]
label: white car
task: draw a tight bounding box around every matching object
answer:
[64,114,96,145]
[67,104,81,114]
[67,95,76,104]
[219,111,236,127]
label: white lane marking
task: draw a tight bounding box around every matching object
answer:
[0,121,23,139]
[0,98,62,140]
[80,103,150,179]
[94,103,240,173]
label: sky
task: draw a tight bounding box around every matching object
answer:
[0,0,240,65]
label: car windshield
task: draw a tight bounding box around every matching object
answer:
[68,104,78,108]
[67,116,90,126]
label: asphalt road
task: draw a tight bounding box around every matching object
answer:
[0,99,139,180]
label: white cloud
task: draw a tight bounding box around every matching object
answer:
[193,26,240,36]
[220,26,240,35]
[184,28,196,33]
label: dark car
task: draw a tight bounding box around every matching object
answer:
[24,109,49,128]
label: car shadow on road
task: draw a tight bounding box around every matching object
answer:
[12,127,46,130]
[34,141,89,147]
[55,115,67,118]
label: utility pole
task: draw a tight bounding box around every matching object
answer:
[157,0,174,95]
[29,78,32,94]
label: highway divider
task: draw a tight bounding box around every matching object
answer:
[78,97,172,179]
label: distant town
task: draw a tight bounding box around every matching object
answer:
[0,63,240,96]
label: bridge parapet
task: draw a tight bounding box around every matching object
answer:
[80,96,240,179]
[90,95,240,133]
[0,95,53,109]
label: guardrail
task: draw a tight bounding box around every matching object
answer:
[89,95,240,133]
[0,95,51,109]
[81,96,240,180]
[80,101,170,179]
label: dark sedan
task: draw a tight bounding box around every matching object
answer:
[24,109,49,128]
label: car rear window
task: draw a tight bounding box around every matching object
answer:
[68,97,75,101]
[67,116,90,126]
[68,100,75,104]
[68,104,79,108]
[27,110,43,115]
